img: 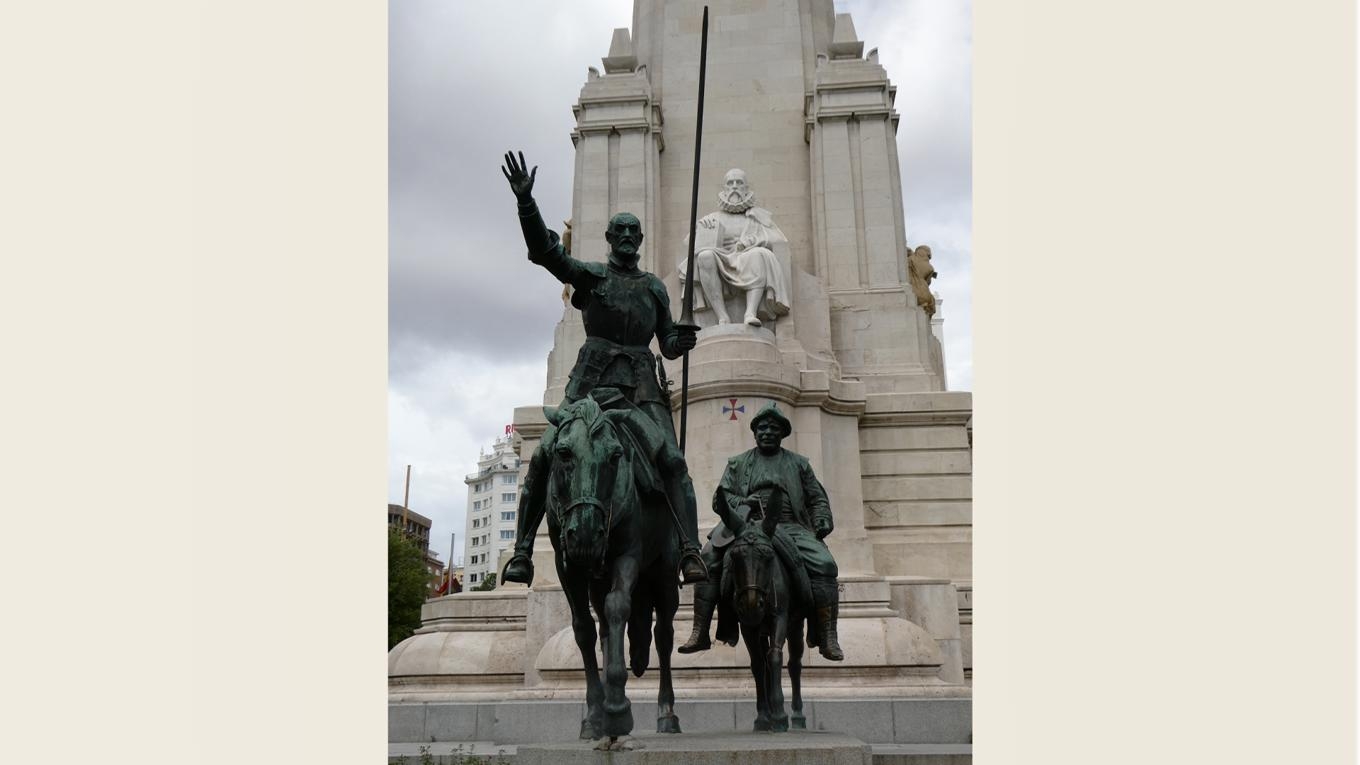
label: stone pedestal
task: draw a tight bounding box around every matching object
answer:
[517,731,872,765]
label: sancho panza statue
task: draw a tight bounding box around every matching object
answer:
[678,169,793,328]
[679,402,844,660]
[498,151,708,585]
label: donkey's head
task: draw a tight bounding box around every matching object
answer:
[723,486,784,627]
[544,394,626,570]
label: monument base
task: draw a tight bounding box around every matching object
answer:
[389,696,970,746]
[517,731,870,765]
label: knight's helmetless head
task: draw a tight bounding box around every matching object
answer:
[604,212,643,268]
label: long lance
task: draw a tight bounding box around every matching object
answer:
[676,5,709,455]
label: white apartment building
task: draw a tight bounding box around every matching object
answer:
[461,433,522,588]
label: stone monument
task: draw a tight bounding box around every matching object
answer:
[390,0,972,750]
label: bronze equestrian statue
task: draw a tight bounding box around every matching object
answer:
[498,152,708,746]
[499,150,707,588]
[720,483,811,732]
[681,402,845,661]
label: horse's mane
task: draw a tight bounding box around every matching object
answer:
[553,396,611,440]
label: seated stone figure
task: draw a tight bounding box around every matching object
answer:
[679,402,844,661]
[678,169,793,328]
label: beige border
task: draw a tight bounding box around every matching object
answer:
[5,1,1352,762]
[975,0,1355,761]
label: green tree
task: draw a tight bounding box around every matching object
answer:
[473,573,497,591]
[389,526,429,649]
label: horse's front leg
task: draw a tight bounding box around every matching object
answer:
[788,614,807,730]
[654,574,681,734]
[601,555,639,739]
[560,563,605,740]
[741,623,771,732]
[766,612,789,732]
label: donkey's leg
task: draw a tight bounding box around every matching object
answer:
[742,623,771,732]
[767,613,789,733]
[788,615,807,730]
[562,569,605,740]
[654,570,682,734]
[601,555,640,738]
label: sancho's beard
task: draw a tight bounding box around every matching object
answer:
[718,188,755,214]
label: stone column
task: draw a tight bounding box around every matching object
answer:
[807,15,943,393]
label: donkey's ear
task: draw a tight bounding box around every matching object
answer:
[543,406,561,426]
[762,486,783,536]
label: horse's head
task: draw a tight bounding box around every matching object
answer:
[723,488,783,627]
[544,394,626,571]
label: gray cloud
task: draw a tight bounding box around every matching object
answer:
[390,0,971,565]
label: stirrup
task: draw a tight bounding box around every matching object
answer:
[502,553,535,585]
[679,551,709,584]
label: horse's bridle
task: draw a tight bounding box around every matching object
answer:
[730,538,779,612]
[555,487,616,572]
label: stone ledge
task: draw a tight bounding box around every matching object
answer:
[390,697,970,746]
[517,731,871,765]
[387,740,973,764]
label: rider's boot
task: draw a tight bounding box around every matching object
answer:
[665,475,709,584]
[678,580,719,653]
[811,579,845,661]
[502,444,549,585]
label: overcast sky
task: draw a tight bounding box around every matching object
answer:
[389,0,971,568]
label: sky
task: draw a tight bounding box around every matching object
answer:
[389,0,971,568]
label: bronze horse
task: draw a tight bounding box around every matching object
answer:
[543,393,683,747]
[720,485,810,733]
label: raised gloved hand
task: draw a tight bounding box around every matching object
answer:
[501,150,537,201]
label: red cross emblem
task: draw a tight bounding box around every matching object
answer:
[722,398,745,421]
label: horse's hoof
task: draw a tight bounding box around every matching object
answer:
[753,718,772,733]
[791,715,807,730]
[603,706,634,738]
[657,714,681,734]
[771,716,789,733]
[579,719,601,740]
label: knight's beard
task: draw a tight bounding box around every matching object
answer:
[718,188,755,214]
[608,245,640,270]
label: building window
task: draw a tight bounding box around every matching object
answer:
[502,474,517,485]
[501,511,515,522]
[502,493,516,503]
[500,530,515,540]
[470,573,478,583]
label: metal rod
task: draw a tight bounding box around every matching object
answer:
[401,464,411,531]
[678,5,709,455]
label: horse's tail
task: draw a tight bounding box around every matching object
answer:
[629,588,653,677]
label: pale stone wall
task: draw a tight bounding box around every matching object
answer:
[859,392,972,584]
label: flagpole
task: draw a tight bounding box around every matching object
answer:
[401,464,411,533]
